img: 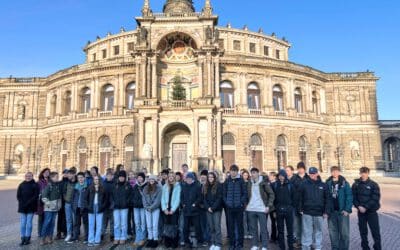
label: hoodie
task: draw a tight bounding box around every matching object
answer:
[246,176,275,212]
[272,170,295,210]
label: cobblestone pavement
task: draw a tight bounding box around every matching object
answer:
[1,180,400,250]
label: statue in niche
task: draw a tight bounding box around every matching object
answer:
[137,27,148,45]
[205,26,213,43]
[14,145,24,164]
[214,28,219,43]
[17,104,26,120]
[346,95,356,115]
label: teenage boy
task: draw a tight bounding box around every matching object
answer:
[352,167,381,250]
[247,167,274,250]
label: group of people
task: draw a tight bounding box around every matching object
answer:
[16,162,382,250]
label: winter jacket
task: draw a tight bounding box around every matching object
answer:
[181,181,202,216]
[326,175,353,213]
[103,179,114,209]
[272,179,295,211]
[223,175,248,209]
[72,183,88,211]
[36,178,48,215]
[41,181,62,212]
[203,183,223,212]
[17,180,39,213]
[111,181,133,209]
[161,182,181,213]
[63,180,76,204]
[142,184,162,212]
[85,185,108,214]
[298,178,332,216]
[352,178,380,212]
[132,182,147,208]
[246,176,275,211]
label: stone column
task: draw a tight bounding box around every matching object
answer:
[192,116,199,172]
[138,117,144,159]
[214,56,220,98]
[152,116,159,172]
[151,56,158,99]
[207,53,212,96]
[198,56,204,97]
[135,58,141,98]
[56,88,62,116]
[118,74,124,114]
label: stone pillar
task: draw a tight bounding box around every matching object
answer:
[135,58,141,98]
[192,116,199,172]
[118,74,124,113]
[152,116,159,172]
[151,57,158,99]
[56,88,62,115]
[214,56,220,98]
[141,56,147,97]
[72,82,78,113]
[198,56,204,97]
[207,53,212,96]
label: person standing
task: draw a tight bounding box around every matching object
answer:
[298,167,331,250]
[63,170,76,243]
[17,172,39,246]
[181,172,203,248]
[161,172,182,248]
[71,172,89,243]
[246,167,275,250]
[292,162,309,248]
[132,172,148,247]
[143,175,162,248]
[127,171,136,239]
[102,169,114,242]
[86,175,108,246]
[56,169,69,240]
[268,171,278,244]
[111,170,132,245]
[223,164,248,250]
[40,172,62,245]
[203,171,223,250]
[352,167,381,250]
[37,168,50,238]
[241,169,251,240]
[273,169,295,250]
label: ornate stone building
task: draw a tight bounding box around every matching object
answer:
[0,0,383,175]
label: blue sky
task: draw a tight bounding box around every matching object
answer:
[0,0,398,119]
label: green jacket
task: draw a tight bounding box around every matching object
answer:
[246,176,275,211]
[63,181,75,203]
[41,182,62,212]
[326,175,353,213]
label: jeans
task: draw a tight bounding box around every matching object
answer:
[134,208,147,243]
[179,210,185,243]
[113,209,128,241]
[328,211,350,250]
[200,209,210,242]
[226,208,244,248]
[88,212,103,244]
[41,211,57,238]
[293,212,302,242]
[38,214,44,237]
[301,214,323,250]
[145,209,160,240]
[207,211,222,247]
[20,213,34,237]
[73,207,88,240]
[64,203,74,236]
[102,208,114,237]
[248,211,268,248]
[358,211,381,250]
[243,211,250,236]
[277,206,294,250]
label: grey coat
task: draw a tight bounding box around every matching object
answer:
[142,183,162,212]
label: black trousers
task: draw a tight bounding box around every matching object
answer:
[73,207,88,240]
[164,212,180,248]
[276,207,294,250]
[127,206,134,236]
[270,211,278,241]
[358,211,381,250]
[226,208,244,248]
[183,215,203,244]
[57,201,66,235]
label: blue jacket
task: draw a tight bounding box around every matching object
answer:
[326,175,353,213]
[161,182,181,213]
[72,183,88,211]
[223,175,248,209]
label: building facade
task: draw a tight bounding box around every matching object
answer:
[0,0,383,175]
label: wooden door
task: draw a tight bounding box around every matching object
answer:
[222,150,235,172]
[252,150,263,171]
[79,153,87,172]
[100,152,111,175]
[172,143,187,172]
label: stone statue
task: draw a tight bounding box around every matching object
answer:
[137,27,148,45]
[17,104,26,120]
[205,26,213,41]
[214,28,219,43]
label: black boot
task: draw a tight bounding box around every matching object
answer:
[19,237,25,246]
[152,240,158,248]
[146,240,154,248]
[24,237,31,245]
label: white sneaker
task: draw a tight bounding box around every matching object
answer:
[214,247,221,250]
[64,235,71,242]
[261,248,268,250]
[251,246,259,250]
[209,245,215,250]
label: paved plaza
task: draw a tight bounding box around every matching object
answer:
[1,179,400,249]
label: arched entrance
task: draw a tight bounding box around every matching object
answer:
[384,137,400,171]
[161,123,192,172]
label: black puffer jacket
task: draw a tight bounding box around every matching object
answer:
[111,181,133,209]
[103,179,114,209]
[181,181,202,216]
[223,175,248,209]
[85,185,108,213]
[272,180,295,211]
[132,182,147,208]
[17,180,39,213]
[352,178,380,212]
[298,178,332,216]
[203,183,223,212]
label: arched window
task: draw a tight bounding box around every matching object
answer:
[294,88,303,113]
[312,91,319,114]
[220,81,234,108]
[60,139,68,170]
[223,133,235,146]
[126,82,136,110]
[99,135,112,174]
[299,136,307,163]
[250,133,262,146]
[276,134,287,170]
[50,94,57,118]
[350,140,361,160]
[222,132,236,172]
[77,137,87,171]
[124,134,135,170]
[249,133,263,169]
[273,85,284,111]
[63,91,72,115]
[101,84,114,111]
[80,87,91,113]
[384,137,400,170]
[247,82,261,109]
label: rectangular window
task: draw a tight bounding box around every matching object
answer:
[249,43,256,53]
[276,49,281,59]
[233,40,241,51]
[264,46,269,56]
[218,39,224,49]
[113,45,120,55]
[127,42,134,51]
[102,49,107,59]
[92,53,96,62]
